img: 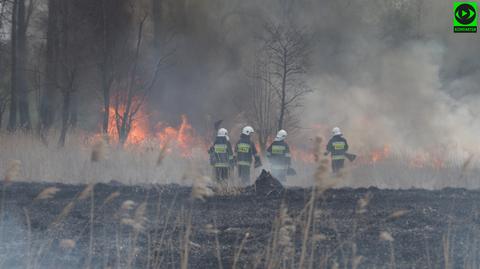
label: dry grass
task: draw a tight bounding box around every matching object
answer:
[34,187,61,200]
[4,159,21,183]
[191,176,213,201]
[0,132,207,185]
[212,181,243,196]
[59,239,76,250]
[0,132,477,269]
[0,132,478,190]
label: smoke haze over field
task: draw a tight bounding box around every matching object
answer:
[2,0,479,146]
[136,0,480,155]
[1,0,480,187]
[299,1,480,154]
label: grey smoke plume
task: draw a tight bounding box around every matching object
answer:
[300,0,480,154]
[141,0,480,154]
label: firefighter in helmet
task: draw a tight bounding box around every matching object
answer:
[208,128,234,181]
[325,127,349,173]
[266,129,291,182]
[235,126,261,184]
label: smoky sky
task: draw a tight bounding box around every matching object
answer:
[142,0,480,152]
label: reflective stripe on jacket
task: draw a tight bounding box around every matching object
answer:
[235,134,258,167]
[267,140,291,169]
[326,135,349,159]
[208,136,233,167]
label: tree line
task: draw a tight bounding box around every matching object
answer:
[0,0,312,150]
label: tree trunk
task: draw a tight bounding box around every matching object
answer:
[116,17,144,146]
[102,74,110,133]
[40,0,59,134]
[118,127,129,145]
[0,107,4,129]
[70,91,77,129]
[8,0,18,132]
[58,90,70,147]
[118,94,132,146]
[17,0,31,130]
[117,106,130,145]
[101,0,111,135]
[277,52,287,131]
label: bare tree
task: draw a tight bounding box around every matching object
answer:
[39,0,59,137]
[112,15,172,145]
[57,65,77,147]
[0,91,9,129]
[245,50,277,154]
[8,0,35,131]
[99,0,113,135]
[98,0,132,136]
[262,20,311,131]
[0,2,10,130]
[57,0,78,147]
[16,0,33,129]
[7,0,17,132]
[0,40,8,130]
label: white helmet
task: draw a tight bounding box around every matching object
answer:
[242,126,255,136]
[217,128,228,137]
[275,129,287,141]
[332,127,342,136]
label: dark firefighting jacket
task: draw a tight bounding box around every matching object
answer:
[266,140,291,169]
[326,135,349,160]
[208,136,233,168]
[235,134,259,167]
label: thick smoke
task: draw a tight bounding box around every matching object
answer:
[148,0,480,155]
[300,0,480,155]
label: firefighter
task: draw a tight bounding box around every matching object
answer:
[325,127,349,173]
[266,129,291,182]
[208,128,234,181]
[235,126,261,184]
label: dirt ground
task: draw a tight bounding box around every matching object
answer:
[0,175,478,269]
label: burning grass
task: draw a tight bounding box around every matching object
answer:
[0,131,478,189]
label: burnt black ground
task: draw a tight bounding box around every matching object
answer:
[0,178,479,269]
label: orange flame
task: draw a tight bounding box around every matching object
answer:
[155,115,202,157]
[107,103,149,145]
[370,144,391,163]
[101,112,449,170]
[102,99,205,157]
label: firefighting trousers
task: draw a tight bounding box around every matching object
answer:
[237,165,251,184]
[214,167,229,181]
[331,159,345,173]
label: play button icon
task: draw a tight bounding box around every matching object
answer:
[455,3,476,25]
[453,2,477,32]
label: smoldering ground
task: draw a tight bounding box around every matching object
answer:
[1,179,480,268]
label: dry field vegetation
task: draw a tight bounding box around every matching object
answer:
[1,132,478,189]
[0,132,209,185]
[0,133,478,268]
